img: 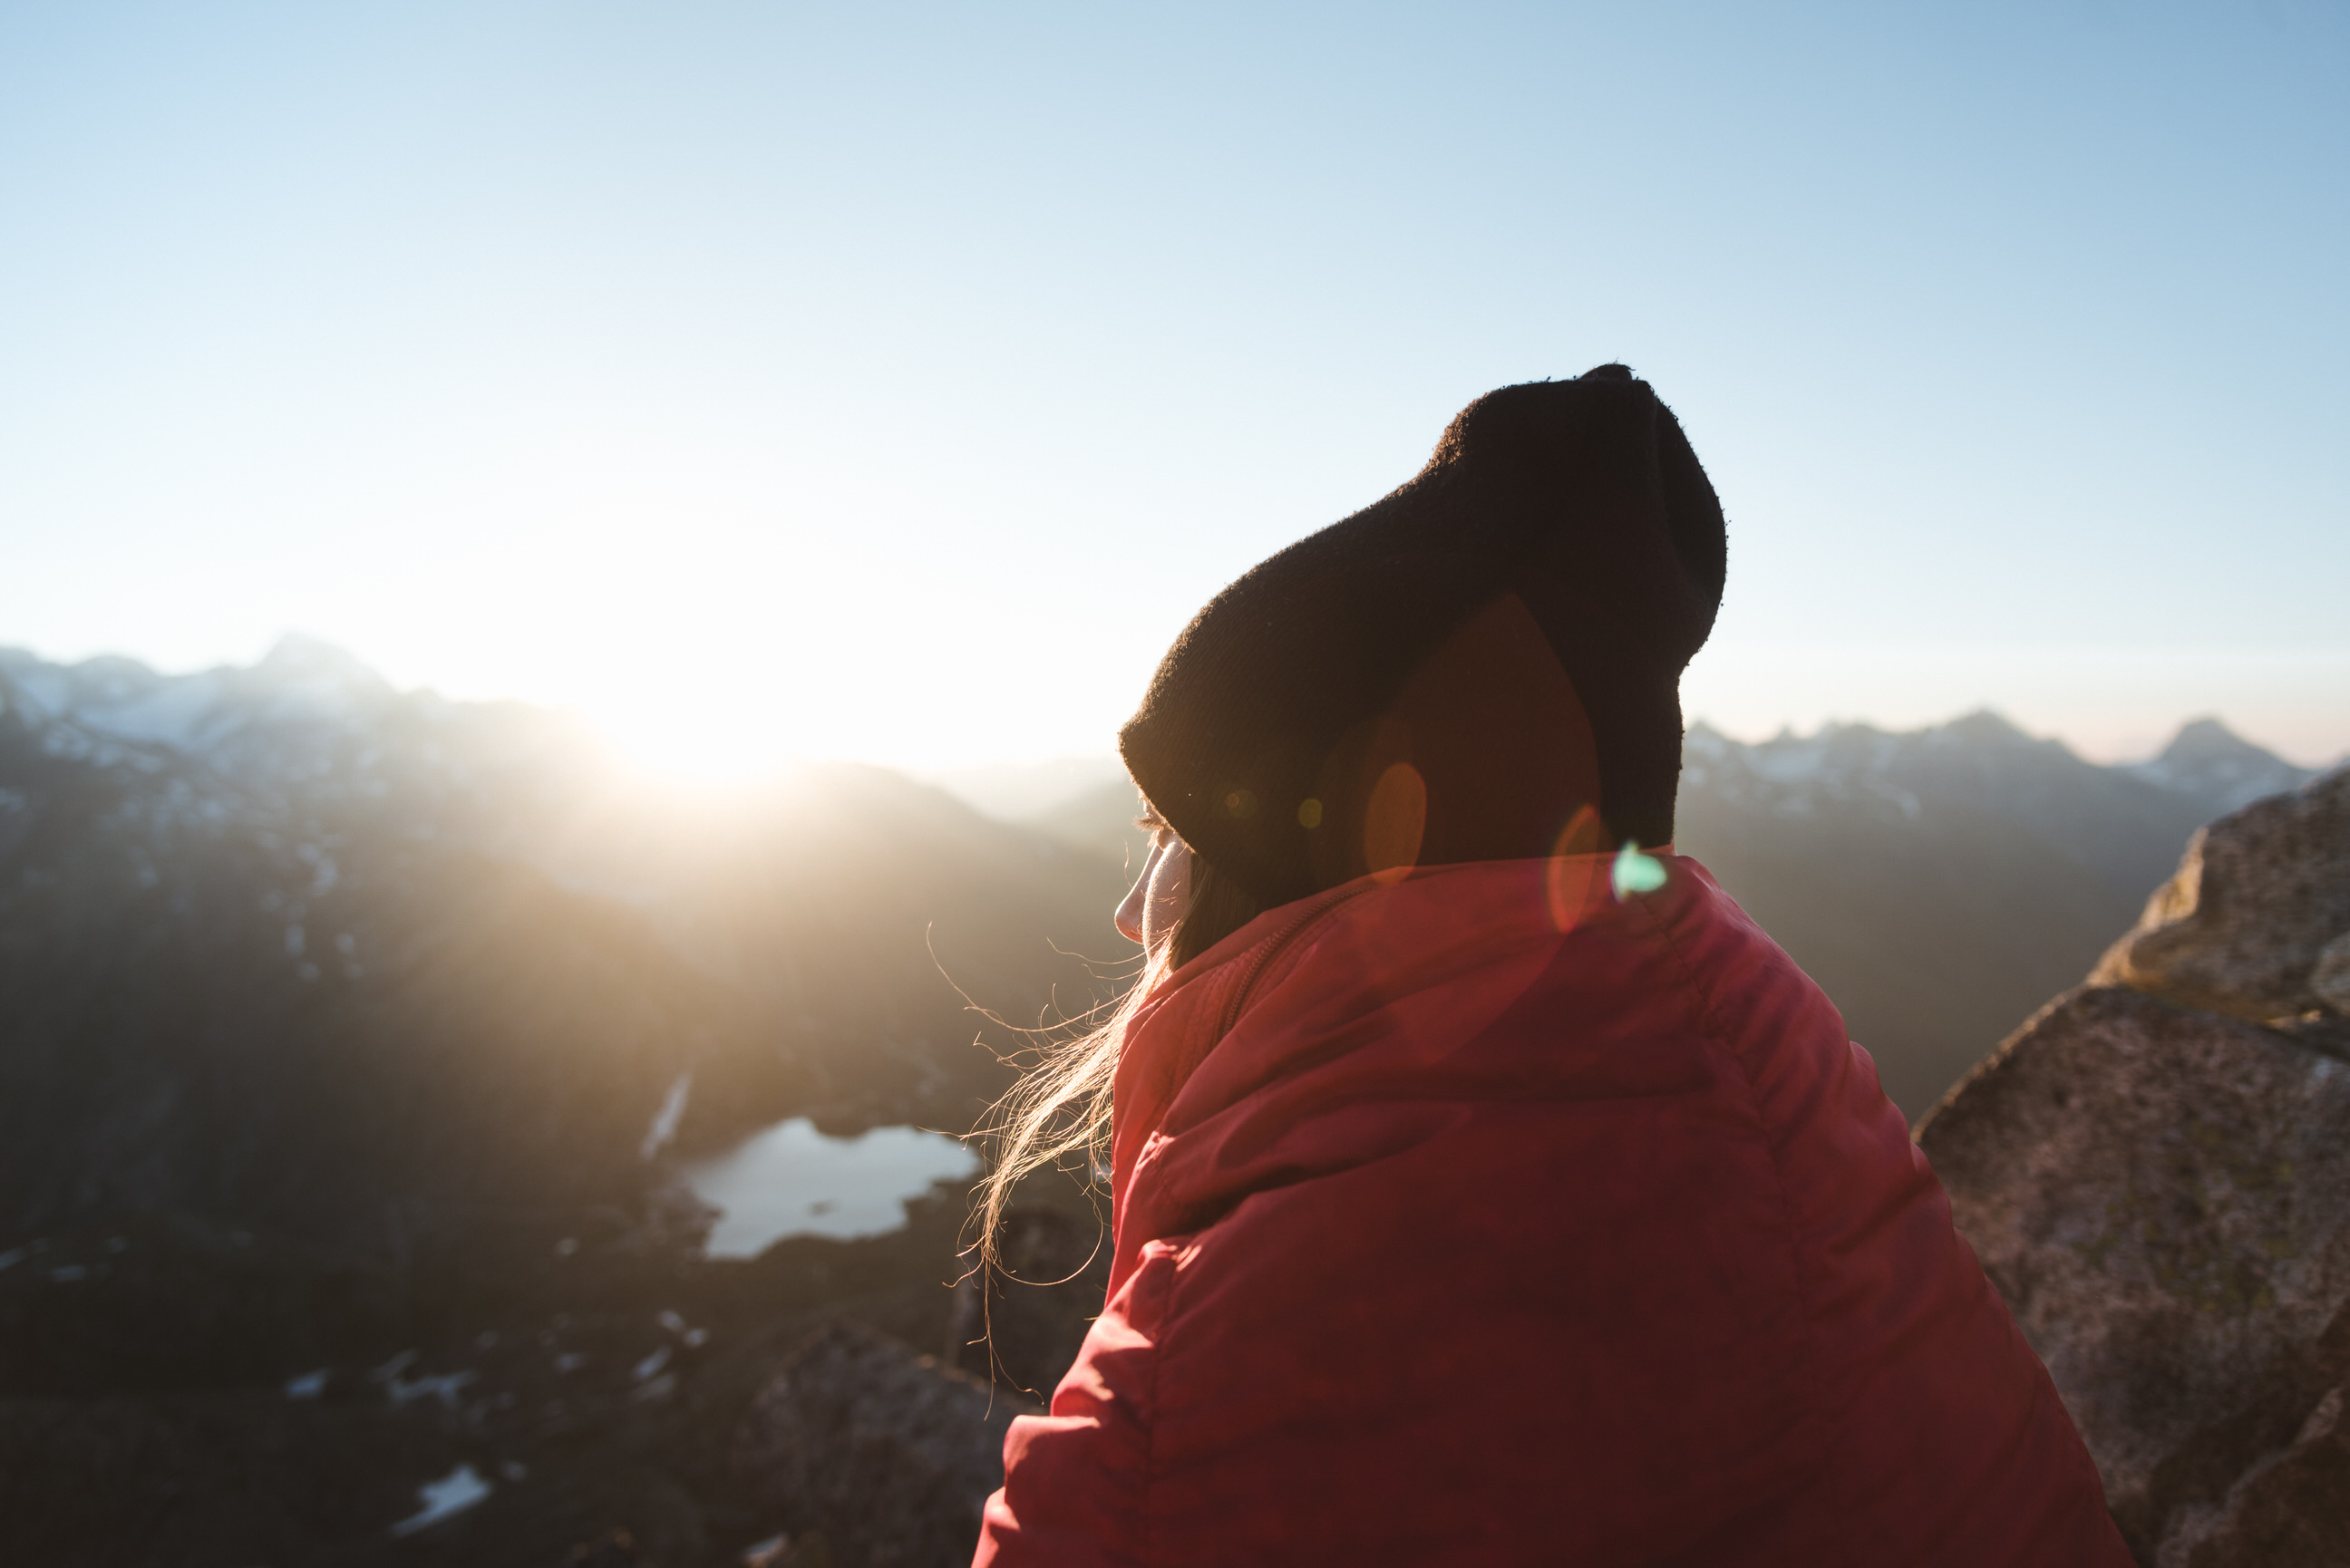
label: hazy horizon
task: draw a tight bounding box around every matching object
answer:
[5,634,2339,802]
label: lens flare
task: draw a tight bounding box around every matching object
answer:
[1544,804,1606,932]
[1364,761,1426,884]
[1612,841,1667,900]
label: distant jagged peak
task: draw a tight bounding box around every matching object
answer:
[1926,708,2068,754]
[1692,709,2057,755]
[1685,709,2075,780]
[44,651,170,702]
[1680,707,2316,838]
[1938,708,2027,741]
[0,636,414,770]
[1811,718,1898,743]
[2125,715,2312,815]
[0,636,393,729]
[251,633,397,704]
[0,650,188,757]
[2151,715,2266,765]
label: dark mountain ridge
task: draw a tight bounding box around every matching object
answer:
[1672,710,2316,1116]
[1,642,1131,1564]
[0,640,1129,1256]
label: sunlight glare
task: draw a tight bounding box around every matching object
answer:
[591,694,806,786]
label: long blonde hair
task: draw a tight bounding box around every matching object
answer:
[971,849,1260,1282]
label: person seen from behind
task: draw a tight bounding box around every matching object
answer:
[971,365,2132,1565]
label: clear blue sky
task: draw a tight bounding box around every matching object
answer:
[3,1,2345,773]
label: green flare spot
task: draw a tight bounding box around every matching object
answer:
[1612,841,1667,899]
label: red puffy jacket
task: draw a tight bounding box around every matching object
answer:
[976,854,2129,1566]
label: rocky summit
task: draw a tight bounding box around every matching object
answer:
[1920,764,2350,1566]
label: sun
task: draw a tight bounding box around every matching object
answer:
[549,651,810,788]
[588,699,807,787]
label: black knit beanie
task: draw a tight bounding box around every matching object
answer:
[1117,364,1727,914]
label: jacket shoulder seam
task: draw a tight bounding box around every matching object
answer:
[1632,880,1869,1568]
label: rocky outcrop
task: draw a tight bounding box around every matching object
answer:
[2090,767,2350,1022]
[2316,933,2350,1013]
[1920,765,2350,1566]
[736,1324,1036,1568]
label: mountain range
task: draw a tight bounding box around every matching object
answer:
[7,635,2318,1242]
[0,636,2329,1563]
[0,637,1129,1257]
[1027,710,2319,1118]
[0,639,1147,1563]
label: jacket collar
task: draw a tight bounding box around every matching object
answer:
[1103,852,1693,1294]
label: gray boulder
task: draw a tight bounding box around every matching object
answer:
[1921,987,2350,1563]
[2090,767,2350,1022]
[1920,766,2350,1565]
[2312,932,2350,1015]
[735,1323,1038,1568]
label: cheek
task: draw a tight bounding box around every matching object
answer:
[1151,847,1191,914]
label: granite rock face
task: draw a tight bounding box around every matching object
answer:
[2311,933,2350,1015]
[2090,767,2350,1023]
[1921,766,2350,1566]
[735,1324,1037,1568]
[1921,988,2350,1563]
